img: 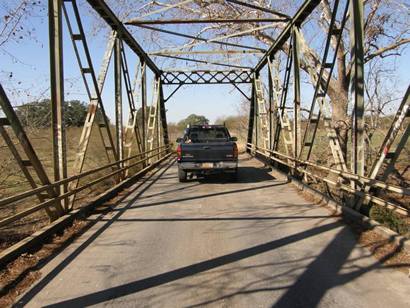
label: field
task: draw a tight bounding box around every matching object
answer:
[0,118,409,252]
[0,125,139,250]
[251,117,410,237]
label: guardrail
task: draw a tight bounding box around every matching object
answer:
[0,145,172,229]
[247,143,409,216]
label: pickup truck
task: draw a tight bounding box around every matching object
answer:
[176,125,239,182]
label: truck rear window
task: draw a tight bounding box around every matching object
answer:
[187,127,229,143]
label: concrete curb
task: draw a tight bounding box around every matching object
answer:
[269,167,410,254]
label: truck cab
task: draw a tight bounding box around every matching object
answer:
[176,125,238,182]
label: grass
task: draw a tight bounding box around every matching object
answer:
[251,118,410,237]
[0,125,142,250]
[0,118,408,250]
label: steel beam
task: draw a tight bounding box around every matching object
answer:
[63,1,119,208]
[86,0,160,76]
[298,0,349,171]
[149,50,263,56]
[49,0,67,211]
[254,81,259,150]
[232,83,251,101]
[254,0,321,73]
[292,27,301,159]
[114,38,124,178]
[132,24,265,51]
[156,24,277,54]
[268,65,273,150]
[141,62,147,155]
[146,79,160,162]
[126,18,287,25]
[158,80,170,148]
[225,0,291,19]
[355,85,410,210]
[350,0,365,178]
[247,82,256,153]
[121,45,143,163]
[138,0,195,19]
[161,70,253,85]
[164,84,183,102]
[0,84,64,219]
[152,54,252,70]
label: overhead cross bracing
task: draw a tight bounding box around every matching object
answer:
[161,70,253,85]
[0,0,409,290]
[121,0,293,72]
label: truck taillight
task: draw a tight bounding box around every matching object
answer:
[177,144,182,160]
[233,143,238,159]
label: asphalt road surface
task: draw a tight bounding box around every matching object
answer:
[16,156,410,307]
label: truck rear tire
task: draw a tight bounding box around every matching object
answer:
[178,168,187,182]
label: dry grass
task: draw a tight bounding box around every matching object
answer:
[0,125,143,251]
[0,219,91,307]
[0,119,408,248]
[251,118,410,237]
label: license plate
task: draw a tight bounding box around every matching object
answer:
[202,163,214,169]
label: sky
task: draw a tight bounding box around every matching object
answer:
[0,1,250,124]
[0,0,409,125]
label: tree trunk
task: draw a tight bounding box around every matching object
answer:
[329,86,349,158]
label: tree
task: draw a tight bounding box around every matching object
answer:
[2,0,409,163]
[116,0,409,161]
[177,114,209,130]
[0,1,44,49]
[16,99,88,128]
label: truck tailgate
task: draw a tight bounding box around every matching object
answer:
[181,142,235,162]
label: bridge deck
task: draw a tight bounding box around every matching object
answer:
[16,156,409,307]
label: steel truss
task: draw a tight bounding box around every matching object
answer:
[246,0,408,216]
[161,70,253,85]
[0,0,409,264]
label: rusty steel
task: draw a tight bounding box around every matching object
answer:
[0,0,408,266]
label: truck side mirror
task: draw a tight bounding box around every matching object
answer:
[176,137,183,143]
[230,136,238,142]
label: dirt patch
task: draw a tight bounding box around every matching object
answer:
[0,219,91,307]
[356,226,410,276]
[0,164,153,306]
[295,186,410,276]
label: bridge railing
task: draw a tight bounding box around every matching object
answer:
[247,143,409,217]
[0,145,173,230]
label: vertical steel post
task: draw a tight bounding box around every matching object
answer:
[268,66,273,150]
[49,0,67,211]
[246,80,255,153]
[254,89,258,150]
[350,0,365,178]
[155,77,160,158]
[141,61,147,155]
[292,27,301,160]
[114,38,123,177]
[158,78,170,149]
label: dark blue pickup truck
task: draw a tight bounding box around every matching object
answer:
[176,125,238,182]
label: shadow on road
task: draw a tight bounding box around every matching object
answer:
[36,221,343,307]
[14,157,409,308]
[14,159,176,307]
[124,181,288,210]
[179,165,276,184]
[28,221,408,308]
